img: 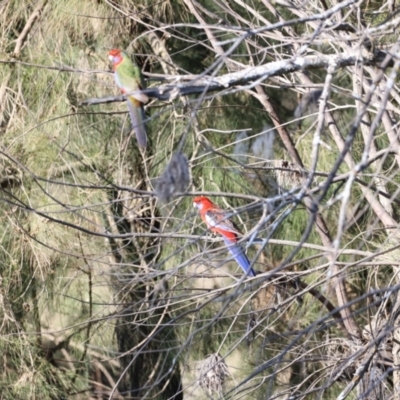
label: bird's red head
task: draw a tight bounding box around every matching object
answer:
[193,196,215,210]
[108,49,123,65]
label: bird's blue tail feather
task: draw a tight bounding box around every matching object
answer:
[223,238,256,277]
[127,97,147,148]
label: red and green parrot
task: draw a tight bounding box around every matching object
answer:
[108,49,148,148]
[193,196,256,277]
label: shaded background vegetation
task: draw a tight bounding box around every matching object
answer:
[1,0,400,399]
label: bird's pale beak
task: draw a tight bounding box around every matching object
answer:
[108,55,113,62]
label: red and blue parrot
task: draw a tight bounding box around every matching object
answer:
[193,196,256,277]
[108,49,148,148]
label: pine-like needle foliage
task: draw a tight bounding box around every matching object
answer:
[1,0,400,399]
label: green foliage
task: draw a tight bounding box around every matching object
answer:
[0,0,399,398]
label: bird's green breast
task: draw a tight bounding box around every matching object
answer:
[115,56,141,91]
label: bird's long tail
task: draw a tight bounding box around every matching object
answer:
[127,96,147,148]
[223,237,256,277]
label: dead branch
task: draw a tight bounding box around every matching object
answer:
[13,0,48,57]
